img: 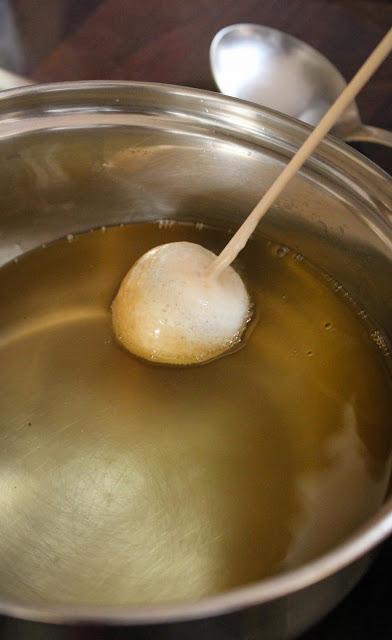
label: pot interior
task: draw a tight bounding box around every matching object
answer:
[0,83,391,612]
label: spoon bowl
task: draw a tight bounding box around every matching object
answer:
[210,24,392,147]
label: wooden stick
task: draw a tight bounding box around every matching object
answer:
[208,27,392,279]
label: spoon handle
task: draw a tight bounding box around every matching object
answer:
[344,125,392,149]
[209,27,392,279]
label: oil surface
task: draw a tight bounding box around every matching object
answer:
[0,222,391,607]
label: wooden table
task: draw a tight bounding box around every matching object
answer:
[2,1,392,639]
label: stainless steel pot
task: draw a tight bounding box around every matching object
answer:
[0,81,391,640]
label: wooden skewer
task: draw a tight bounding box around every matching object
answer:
[208,27,392,279]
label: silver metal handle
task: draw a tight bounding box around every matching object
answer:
[344,124,392,149]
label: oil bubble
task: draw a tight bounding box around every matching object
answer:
[276,246,289,258]
[370,330,391,356]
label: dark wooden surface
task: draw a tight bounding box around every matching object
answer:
[2,1,392,638]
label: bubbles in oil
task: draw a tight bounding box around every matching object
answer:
[275,245,289,258]
[158,219,175,230]
[370,329,391,357]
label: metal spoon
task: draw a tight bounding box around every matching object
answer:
[210,24,392,148]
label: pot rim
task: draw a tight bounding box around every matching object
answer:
[0,80,391,626]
